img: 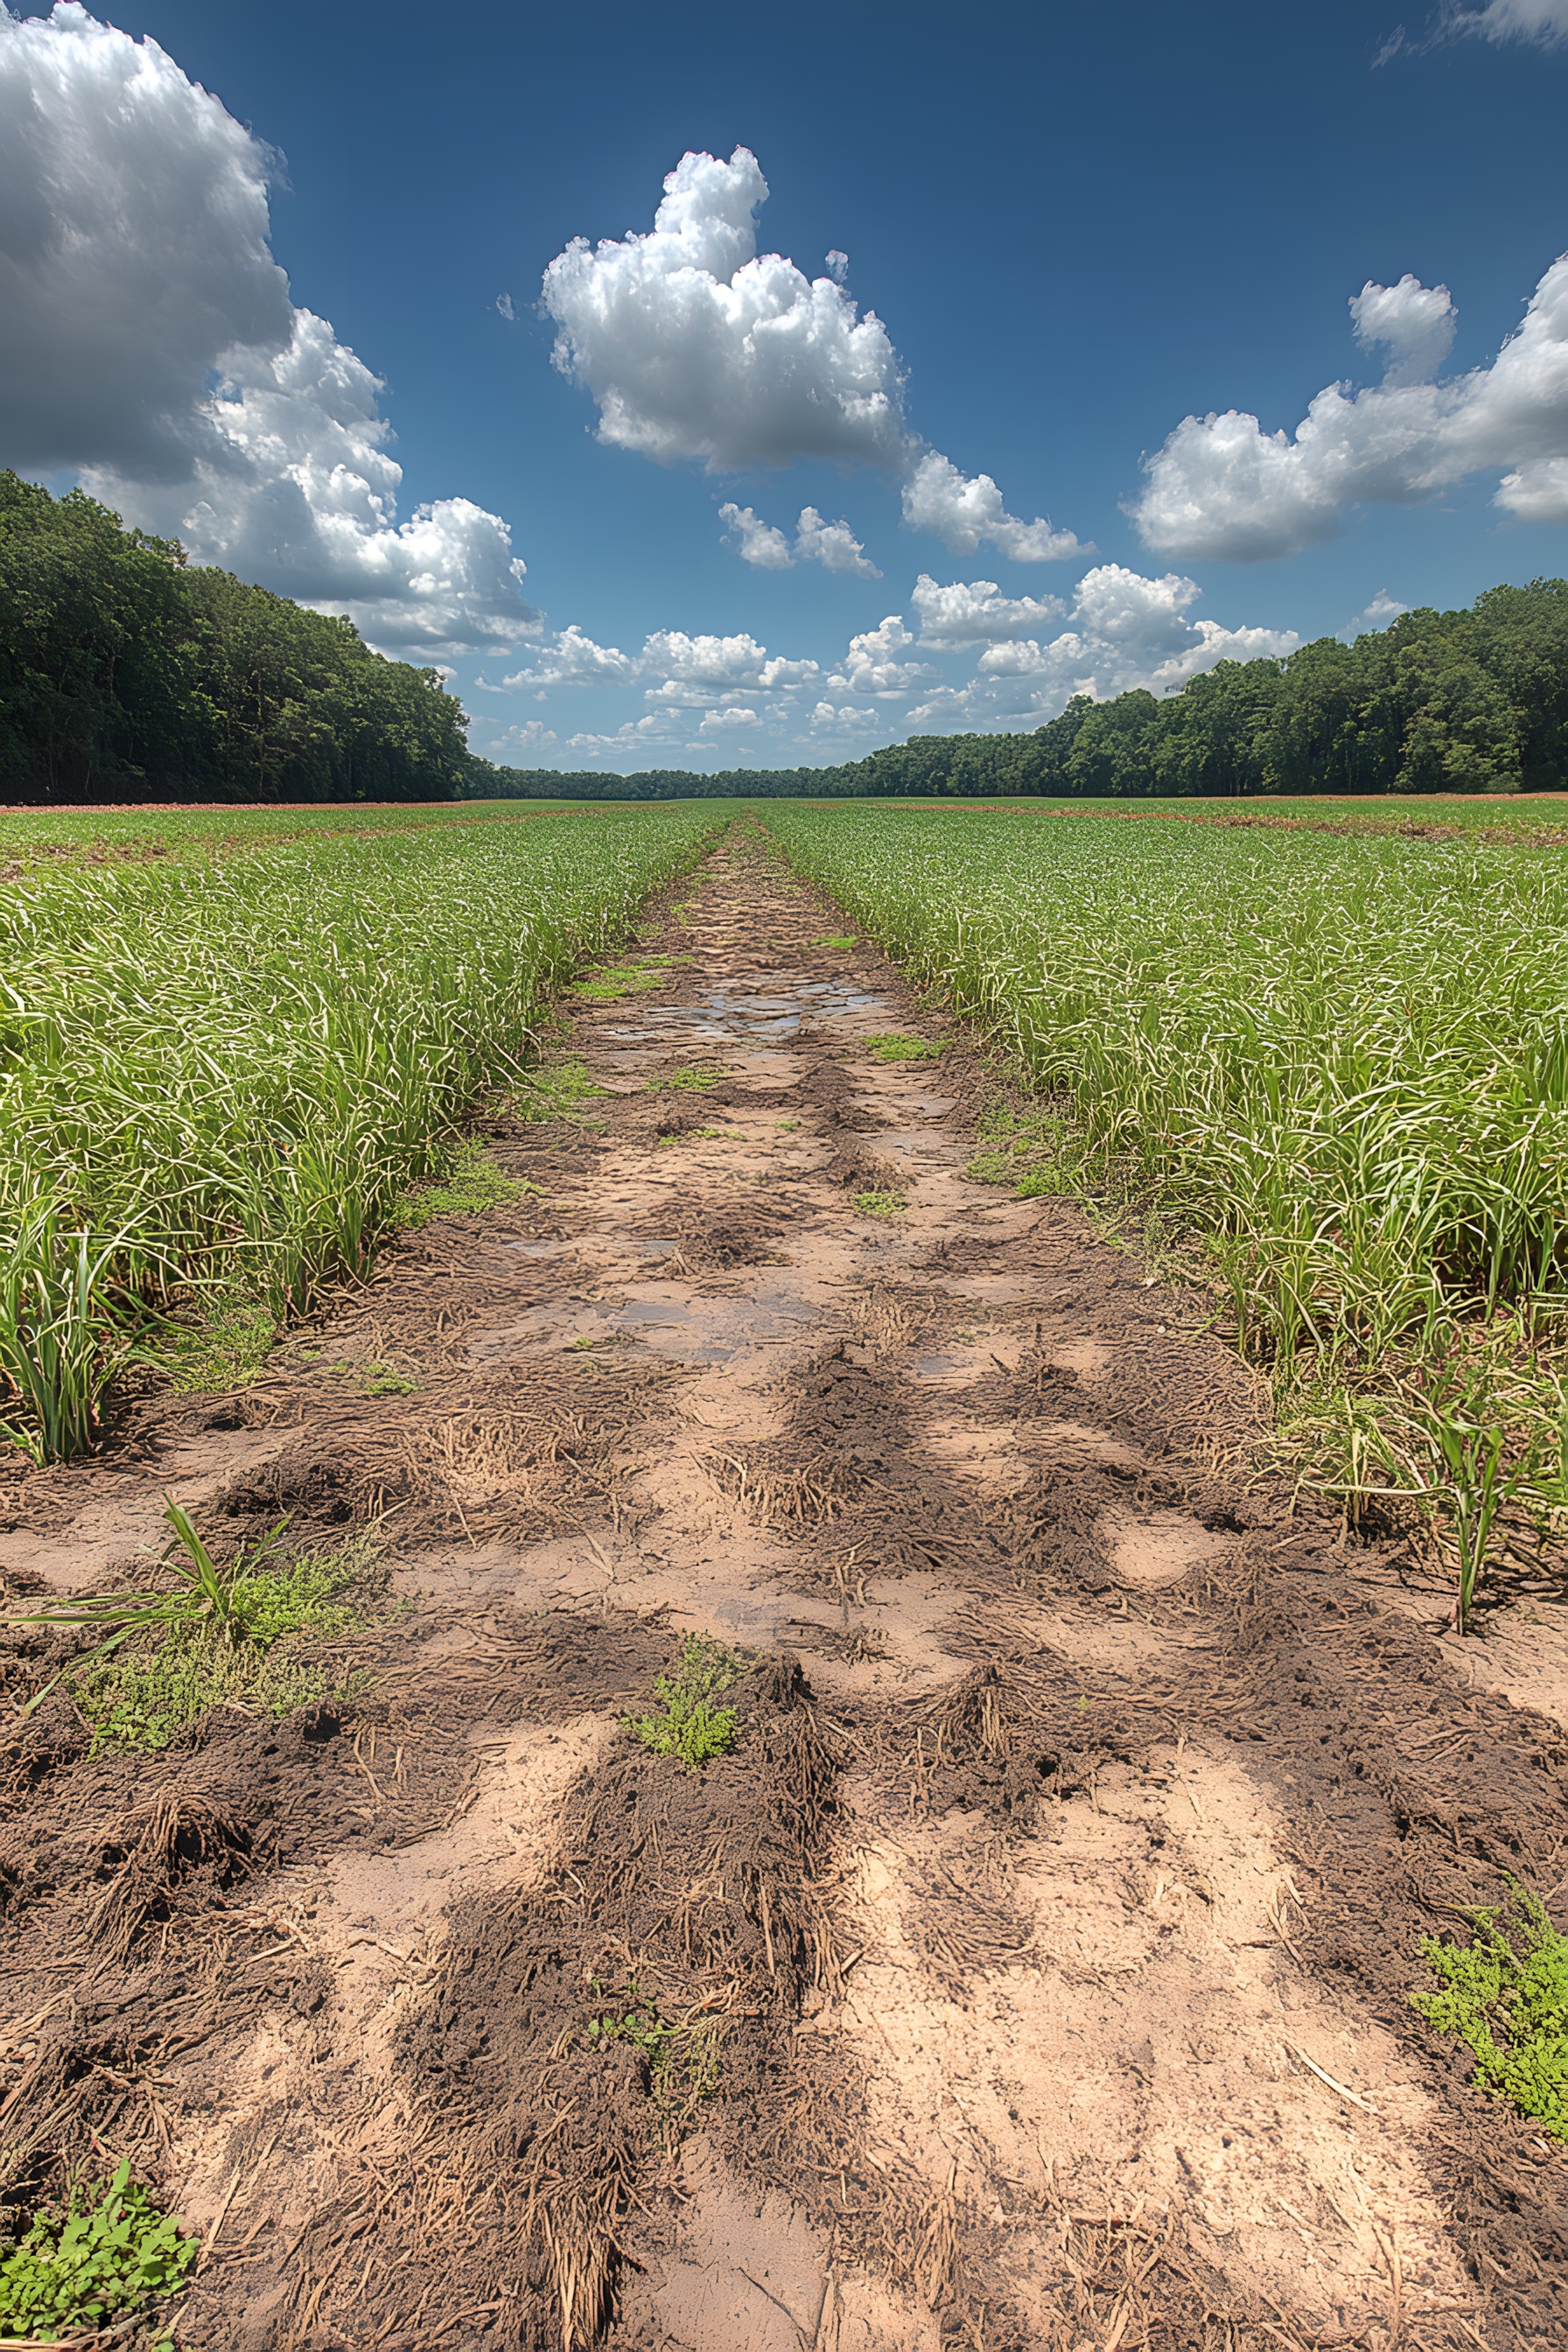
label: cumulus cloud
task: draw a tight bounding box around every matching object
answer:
[0,5,534,654]
[911,574,1066,647]
[718,501,794,569]
[822,614,934,698]
[908,565,1298,722]
[697,704,759,732]
[720,499,879,576]
[1349,275,1455,385]
[1131,252,1568,558]
[900,452,1087,562]
[543,147,1083,561]
[1354,590,1410,632]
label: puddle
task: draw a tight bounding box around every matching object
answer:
[618,1282,819,1367]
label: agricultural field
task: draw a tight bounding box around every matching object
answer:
[0,796,590,867]
[0,804,1564,2352]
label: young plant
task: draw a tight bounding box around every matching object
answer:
[626,1634,746,1771]
[1410,1880,1568,2141]
[852,1190,906,1218]
[0,2158,197,2342]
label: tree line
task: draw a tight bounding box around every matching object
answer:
[5,468,1564,805]
[472,578,1568,802]
[0,472,470,802]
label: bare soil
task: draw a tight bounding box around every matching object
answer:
[2,827,1565,2352]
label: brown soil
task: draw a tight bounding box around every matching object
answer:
[1,826,1565,2352]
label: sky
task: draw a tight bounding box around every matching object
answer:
[4,1,1568,773]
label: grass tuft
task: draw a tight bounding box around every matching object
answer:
[852,1190,906,1218]
[1410,1880,1568,2140]
[393,1140,538,1228]
[866,1033,944,1062]
[626,1634,746,1771]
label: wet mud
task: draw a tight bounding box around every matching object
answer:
[1,828,1564,2352]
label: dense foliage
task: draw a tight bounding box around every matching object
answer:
[473,579,1568,802]
[0,472,470,802]
[760,802,1568,1612]
[0,806,720,1457]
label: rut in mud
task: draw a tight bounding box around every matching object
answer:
[2,826,1566,2352]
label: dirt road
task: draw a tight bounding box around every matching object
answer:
[2,829,1564,2351]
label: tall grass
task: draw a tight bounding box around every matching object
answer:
[0,808,717,1459]
[761,804,1568,1611]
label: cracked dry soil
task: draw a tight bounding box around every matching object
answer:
[2,829,1566,2352]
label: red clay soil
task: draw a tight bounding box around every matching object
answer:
[1,829,1564,2352]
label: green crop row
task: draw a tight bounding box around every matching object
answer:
[761,803,1568,1617]
[0,805,718,1459]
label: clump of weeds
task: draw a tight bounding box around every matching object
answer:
[816,934,859,951]
[513,1056,602,1120]
[648,1065,724,1093]
[330,1356,418,1397]
[142,1286,277,1396]
[7,1501,385,1751]
[584,1976,724,2118]
[965,1098,1078,1196]
[393,1140,541,1228]
[626,1634,746,1770]
[571,958,672,1003]
[1411,1878,1568,2139]
[853,1190,906,1218]
[0,2158,196,2345]
[867,1033,943,1063]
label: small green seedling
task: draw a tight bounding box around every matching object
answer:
[662,1065,724,1092]
[866,1034,943,1063]
[585,1975,674,2063]
[776,1119,800,1133]
[513,1058,602,1120]
[626,1634,746,1771]
[571,960,668,1002]
[816,934,859,951]
[1411,1880,1568,2140]
[0,2158,197,2342]
[853,1190,906,1218]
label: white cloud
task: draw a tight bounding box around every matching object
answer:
[823,613,933,698]
[542,148,908,472]
[1353,589,1410,633]
[1441,0,1568,42]
[913,565,1298,720]
[718,501,795,569]
[641,628,817,696]
[721,499,879,576]
[1350,275,1455,386]
[1132,252,1568,559]
[486,718,559,761]
[0,5,534,654]
[542,146,1083,561]
[900,452,1088,563]
[503,624,634,690]
[794,506,880,577]
[697,704,759,732]
[495,291,517,322]
[911,574,1066,647]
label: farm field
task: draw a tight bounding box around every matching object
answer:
[0,797,594,865]
[0,810,1564,2352]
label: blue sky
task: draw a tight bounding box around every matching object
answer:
[4,0,1568,770]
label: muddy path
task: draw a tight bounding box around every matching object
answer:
[2,827,1565,2352]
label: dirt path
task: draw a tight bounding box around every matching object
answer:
[2,828,1565,2352]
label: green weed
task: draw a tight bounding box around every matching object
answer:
[816,934,859,951]
[654,1065,724,1092]
[853,1190,906,1218]
[570,959,670,1002]
[9,1502,382,1748]
[392,1140,538,1228]
[626,1634,746,1771]
[0,2157,196,2343]
[512,1057,602,1120]
[1411,1880,1568,2140]
[586,1974,675,2063]
[866,1033,943,1062]
[144,1287,277,1395]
